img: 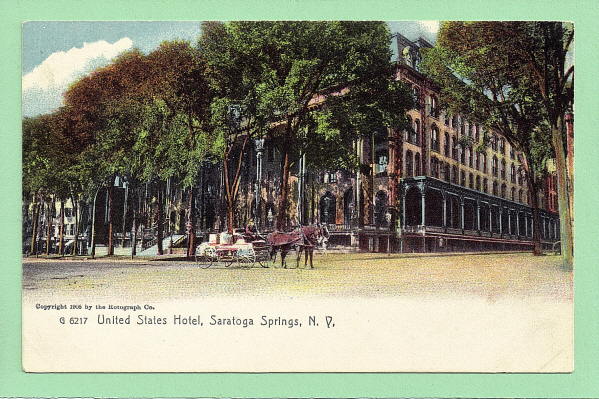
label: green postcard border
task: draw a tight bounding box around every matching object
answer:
[2,0,598,397]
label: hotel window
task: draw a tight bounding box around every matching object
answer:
[501,184,507,198]
[430,126,440,152]
[481,152,487,173]
[466,147,472,168]
[413,119,420,145]
[510,164,516,183]
[499,138,506,154]
[452,136,458,159]
[476,175,481,191]
[500,159,506,180]
[511,187,516,201]
[443,112,450,126]
[452,166,458,184]
[490,134,497,151]
[412,86,420,110]
[328,171,337,183]
[444,162,451,182]
[492,156,498,177]
[518,170,523,185]
[375,155,388,175]
[483,178,488,193]
[493,181,498,196]
[414,153,421,176]
[444,132,450,157]
[429,95,438,118]
[430,157,439,178]
[469,173,474,189]
[405,150,413,177]
[460,170,466,186]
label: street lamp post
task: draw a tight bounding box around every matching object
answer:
[254,138,264,229]
[90,185,102,259]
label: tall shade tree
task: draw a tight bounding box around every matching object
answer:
[200,21,412,231]
[420,21,573,265]
[513,22,574,267]
[63,41,213,257]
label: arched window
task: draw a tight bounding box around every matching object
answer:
[501,159,506,180]
[501,183,507,198]
[414,152,421,176]
[452,166,458,184]
[459,144,465,164]
[413,119,420,145]
[452,136,458,159]
[320,192,336,225]
[493,181,498,196]
[444,132,450,157]
[430,156,439,178]
[466,147,472,168]
[476,175,481,191]
[429,95,438,118]
[411,86,420,110]
[519,189,523,203]
[469,173,474,189]
[511,187,516,201]
[374,190,389,227]
[492,156,498,176]
[481,152,487,173]
[405,150,413,177]
[510,163,516,183]
[491,134,498,151]
[444,162,451,182]
[518,170,523,185]
[499,138,506,154]
[460,170,466,186]
[343,188,354,226]
[483,178,488,193]
[430,125,440,152]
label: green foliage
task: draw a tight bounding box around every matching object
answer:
[200,21,412,170]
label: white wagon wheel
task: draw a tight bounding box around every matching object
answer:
[236,247,256,268]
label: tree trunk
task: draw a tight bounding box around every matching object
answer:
[58,200,65,256]
[187,187,195,259]
[107,186,114,256]
[131,208,137,258]
[30,200,39,255]
[157,182,164,255]
[278,124,293,230]
[46,198,55,256]
[72,197,79,256]
[553,118,574,268]
[526,171,542,256]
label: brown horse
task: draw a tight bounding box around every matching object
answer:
[267,224,329,269]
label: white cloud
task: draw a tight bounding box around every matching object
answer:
[418,21,440,37]
[22,38,133,116]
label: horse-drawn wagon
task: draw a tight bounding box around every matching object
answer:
[195,231,271,268]
[195,224,328,269]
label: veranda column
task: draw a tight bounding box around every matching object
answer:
[476,201,481,234]
[460,197,465,232]
[420,186,426,227]
[420,183,426,253]
[442,191,447,233]
[499,208,503,238]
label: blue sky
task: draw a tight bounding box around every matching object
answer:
[22,21,439,117]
